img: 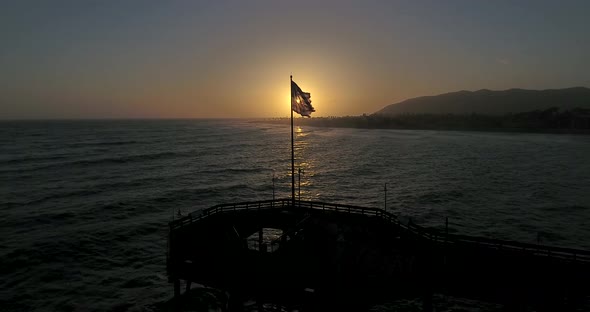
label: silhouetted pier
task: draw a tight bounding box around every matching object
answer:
[167,199,590,311]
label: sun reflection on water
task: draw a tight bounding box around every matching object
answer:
[293,126,316,200]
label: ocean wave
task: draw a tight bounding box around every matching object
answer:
[65,140,141,147]
[8,179,161,207]
[25,188,104,205]
[418,190,464,204]
[2,151,182,173]
[0,154,69,165]
[198,167,270,175]
[70,151,179,166]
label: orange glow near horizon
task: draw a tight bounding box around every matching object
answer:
[2,2,589,119]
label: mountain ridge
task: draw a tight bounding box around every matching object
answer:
[375,87,590,115]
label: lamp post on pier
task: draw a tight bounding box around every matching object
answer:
[298,167,304,204]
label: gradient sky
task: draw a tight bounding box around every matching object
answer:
[1,0,589,119]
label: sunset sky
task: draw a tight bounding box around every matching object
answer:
[1,0,589,119]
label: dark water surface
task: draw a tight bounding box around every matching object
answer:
[1,119,589,311]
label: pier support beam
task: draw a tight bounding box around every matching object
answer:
[422,292,433,312]
[259,228,263,253]
[174,279,181,298]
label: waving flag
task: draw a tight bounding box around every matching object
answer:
[291,80,315,117]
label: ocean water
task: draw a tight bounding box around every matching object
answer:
[1,119,589,311]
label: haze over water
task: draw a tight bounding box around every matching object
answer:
[1,119,589,310]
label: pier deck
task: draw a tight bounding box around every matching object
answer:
[167,199,590,311]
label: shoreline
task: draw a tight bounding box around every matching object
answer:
[254,117,590,135]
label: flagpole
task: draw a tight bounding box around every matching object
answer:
[290,75,295,207]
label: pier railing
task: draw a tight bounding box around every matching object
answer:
[170,198,403,230]
[169,199,590,263]
[407,222,590,263]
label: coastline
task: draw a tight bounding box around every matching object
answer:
[254,116,590,135]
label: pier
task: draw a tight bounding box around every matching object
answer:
[167,199,590,311]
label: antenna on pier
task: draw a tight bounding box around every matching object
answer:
[384,183,388,212]
[272,169,276,201]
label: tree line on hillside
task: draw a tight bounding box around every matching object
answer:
[262,107,590,132]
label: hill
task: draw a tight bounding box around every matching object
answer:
[375,87,590,115]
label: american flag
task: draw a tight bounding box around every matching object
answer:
[291,80,315,117]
